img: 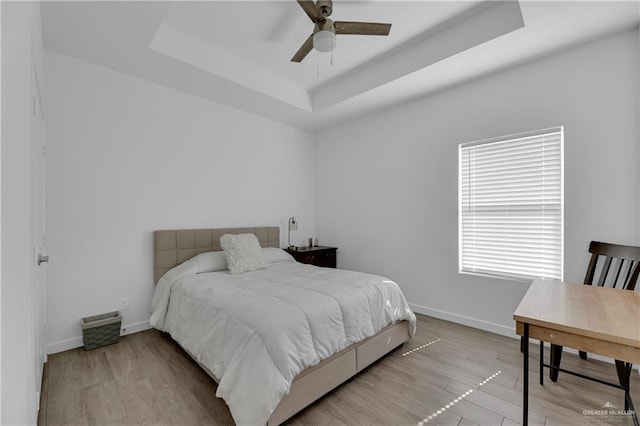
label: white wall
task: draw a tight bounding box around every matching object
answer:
[1,1,44,423]
[316,29,640,336]
[44,51,316,353]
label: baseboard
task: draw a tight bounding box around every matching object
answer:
[409,303,636,370]
[46,320,152,355]
[121,320,152,336]
[47,336,83,354]
[410,303,517,338]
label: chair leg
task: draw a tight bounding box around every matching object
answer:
[549,344,563,382]
[615,360,633,411]
[579,350,588,360]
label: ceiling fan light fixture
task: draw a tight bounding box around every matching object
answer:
[313,30,336,52]
[291,1,390,63]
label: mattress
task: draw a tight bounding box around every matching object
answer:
[150,252,416,425]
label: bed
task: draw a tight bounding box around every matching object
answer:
[150,227,416,425]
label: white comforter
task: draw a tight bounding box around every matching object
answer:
[150,257,416,425]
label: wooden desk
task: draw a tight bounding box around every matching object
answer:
[514,279,640,426]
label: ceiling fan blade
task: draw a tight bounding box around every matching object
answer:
[291,34,314,62]
[297,0,326,23]
[335,21,391,36]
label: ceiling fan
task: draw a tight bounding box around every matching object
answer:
[291,0,392,63]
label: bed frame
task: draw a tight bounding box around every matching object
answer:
[153,227,411,425]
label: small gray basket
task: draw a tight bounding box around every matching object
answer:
[81,311,122,350]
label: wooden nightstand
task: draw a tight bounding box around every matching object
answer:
[284,246,337,268]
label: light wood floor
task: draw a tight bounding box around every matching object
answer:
[39,314,639,426]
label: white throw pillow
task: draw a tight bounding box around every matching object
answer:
[262,247,294,264]
[190,251,228,273]
[220,233,268,274]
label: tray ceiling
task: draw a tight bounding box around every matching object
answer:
[42,1,639,132]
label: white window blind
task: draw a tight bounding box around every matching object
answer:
[459,127,563,281]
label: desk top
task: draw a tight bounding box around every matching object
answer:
[513,279,640,348]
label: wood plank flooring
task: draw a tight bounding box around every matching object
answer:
[39,314,639,425]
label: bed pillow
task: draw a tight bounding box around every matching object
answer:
[220,233,268,274]
[191,251,228,273]
[262,247,295,264]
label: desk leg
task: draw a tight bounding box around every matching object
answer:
[539,340,544,385]
[523,323,529,426]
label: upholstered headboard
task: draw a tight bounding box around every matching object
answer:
[153,227,280,284]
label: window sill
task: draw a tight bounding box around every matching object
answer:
[459,270,536,285]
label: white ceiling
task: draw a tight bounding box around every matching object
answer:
[41,1,640,132]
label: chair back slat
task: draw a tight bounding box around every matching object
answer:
[596,256,613,287]
[584,252,599,285]
[610,258,625,289]
[627,260,640,291]
[584,241,640,290]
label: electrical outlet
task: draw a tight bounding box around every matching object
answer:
[120,298,129,311]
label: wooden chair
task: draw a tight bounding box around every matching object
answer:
[548,241,640,383]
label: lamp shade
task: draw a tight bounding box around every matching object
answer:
[313,30,336,52]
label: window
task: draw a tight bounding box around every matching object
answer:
[459,127,563,281]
